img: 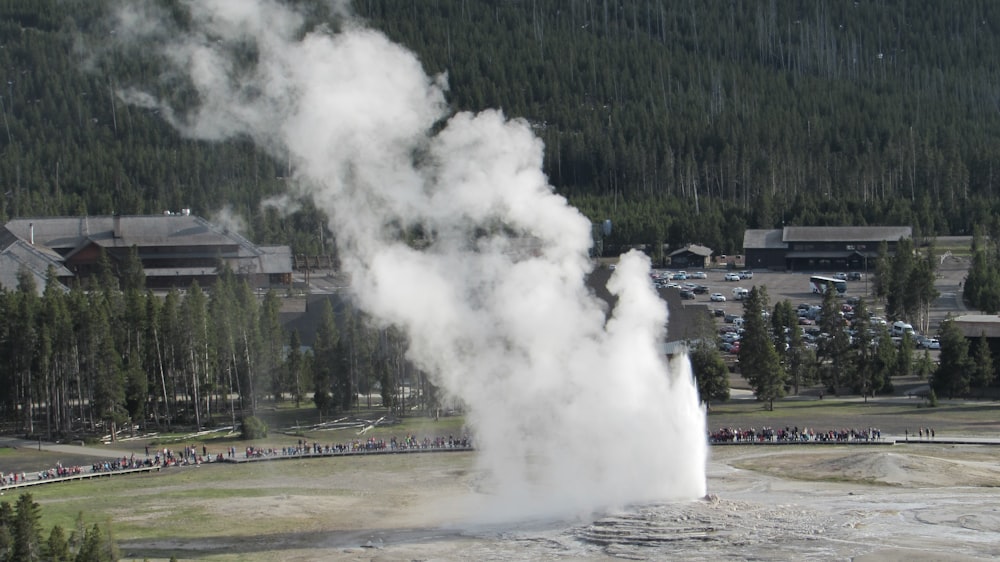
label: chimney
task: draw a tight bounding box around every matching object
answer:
[113,214,122,239]
[29,222,33,245]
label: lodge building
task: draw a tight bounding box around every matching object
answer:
[743,226,912,271]
[0,213,292,293]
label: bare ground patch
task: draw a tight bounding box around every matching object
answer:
[721,444,1000,488]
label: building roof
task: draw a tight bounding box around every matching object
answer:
[5,215,241,251]
[743,229,786,250]
[0,227,73,294]
[669,244,712,258]
[782,226,912,243]
[1,215,292,286]
[952,315,1000,339]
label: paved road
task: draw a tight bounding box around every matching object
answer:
[0,436,129,460]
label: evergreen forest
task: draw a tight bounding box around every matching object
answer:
[1,0,1000,257]
[0,249,425,438]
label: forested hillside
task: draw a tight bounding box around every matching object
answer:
[3,0,1000,256]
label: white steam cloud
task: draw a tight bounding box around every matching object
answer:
[115,0,706,520]
[210,203,246,236]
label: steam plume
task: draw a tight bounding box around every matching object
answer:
[114,0,706,519]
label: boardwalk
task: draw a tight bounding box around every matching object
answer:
[0,465,160,490]
[3,432,1000,492]
[226,444,474,464]
[1,437,475,491]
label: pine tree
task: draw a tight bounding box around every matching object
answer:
[210,265,241,429]
[180,282,210,428]
[45,525,70,562]
[10,268,39,434]
[874,327,898,392]
[259,290,285,403]
[10,493,42,562]
[738,287,785,410]
[885,237,916,322]
[783,321,817,396]
[89,299,126,440]
[688,338,730,409]
[915,349,935,380]
[817,287,850,393]
[120,245,146,293]
[73,524,103,562]
[896,331,915,379]
[311,300,338,415]
[286,330,305,407]
[970,333,995,393]
[850,298,879,400]
[933,318,971,399]
[336,309,363,412]
[0,501,14,560]
[236,281,264,415]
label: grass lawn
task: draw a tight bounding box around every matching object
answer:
[17,451,475,561]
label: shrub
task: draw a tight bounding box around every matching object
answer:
[241,416,268,440]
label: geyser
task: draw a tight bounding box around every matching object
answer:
[113,0,707,519]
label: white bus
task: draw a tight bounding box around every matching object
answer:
[810,275,847,295]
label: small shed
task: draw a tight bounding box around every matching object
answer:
[668,244,713,268]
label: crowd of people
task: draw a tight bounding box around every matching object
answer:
[2,454,161,488]
[241,434,473,460]
[2,432,475,488]
[905,427,936,440]
[92,454,158,472]
[709,425,883,443]
[2,471,28,486]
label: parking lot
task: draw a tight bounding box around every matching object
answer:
[659,254,970,349]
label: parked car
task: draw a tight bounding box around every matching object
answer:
[927,338,941,349]
[713,308,726,317]
[692,285,710,294]
[679,289,696,300]
[848,272,863,280]
[672,272,688,280]
[834,272,848,280]
[724,273,741,281]
[690,271,707,279]
[710,292,727,302]
[739,270,754,279]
